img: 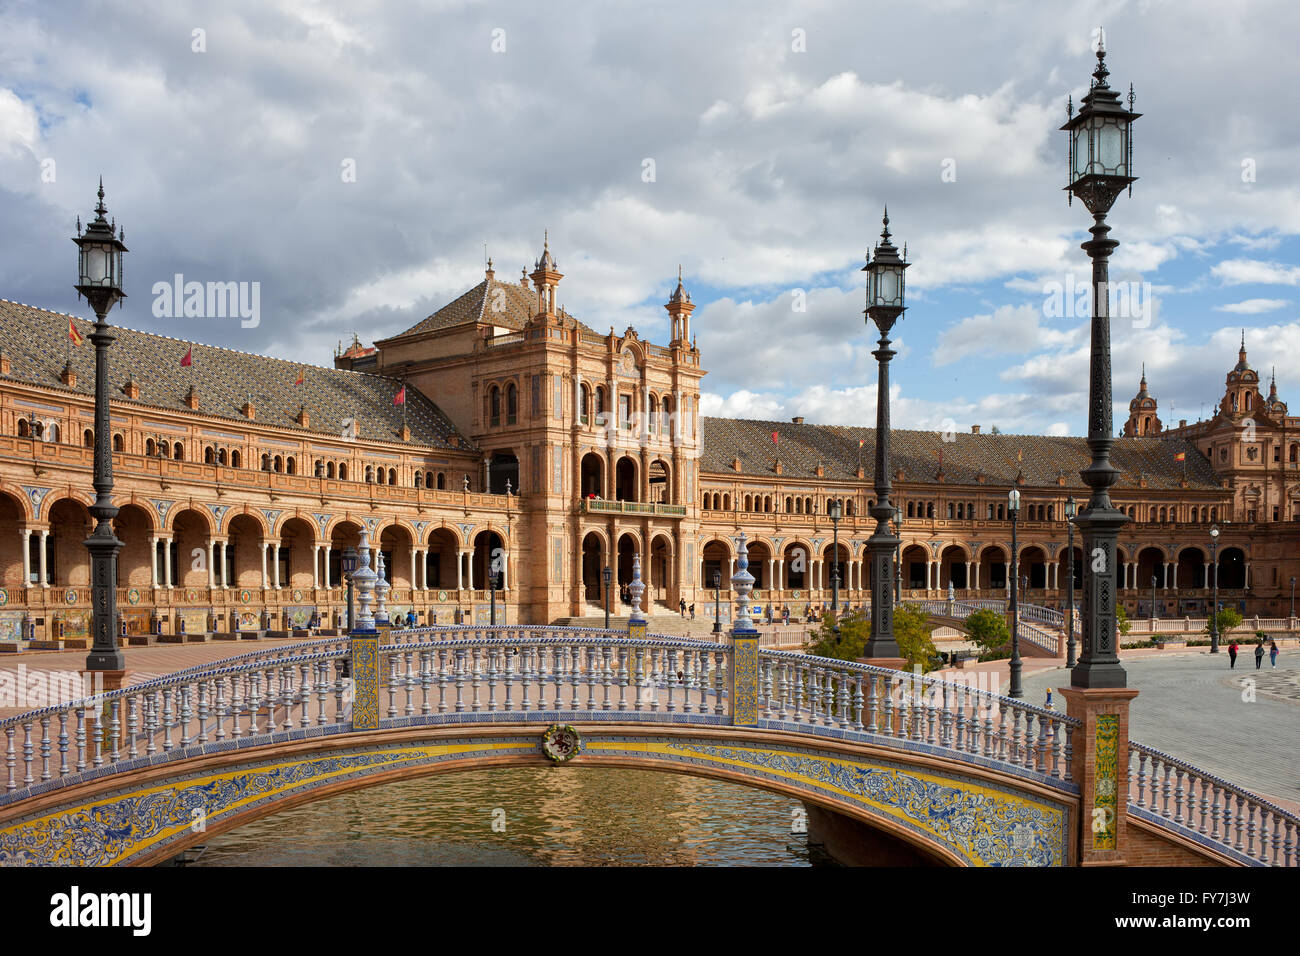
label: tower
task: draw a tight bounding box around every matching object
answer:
[1123,363,1162,436]
[529,231,563,320]
[665,266,695,346]
[1220,330,1261,417]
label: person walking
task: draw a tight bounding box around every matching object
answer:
[1228,641,1238,668]
[1269,639,1279,667]
[1254,640,1265,669]
[678,597,686,618]
[688,603,695,620]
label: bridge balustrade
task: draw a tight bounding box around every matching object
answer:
[1128,741,1299,867]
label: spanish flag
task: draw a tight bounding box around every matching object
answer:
[68,319,84,346]
[294,370,304,386]
[394,385,406,405]
[1175,451,1186,462]
[859,438,865,448]
[180,347,192,367]
[771,431,779,445]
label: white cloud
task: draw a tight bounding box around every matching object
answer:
[1211,260,1300,286]
[1214,298,1291,315]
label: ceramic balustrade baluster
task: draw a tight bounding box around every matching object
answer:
[127,697,141,758]
[617,647,629,712]
[995,706,1008,761]
[588,647,600,711]
[1209,784,1222,841]
[836,671,851,729]
[601,647,613,710]
[1134,751,1147,808]
[1286,821,1296,868]
[1246,804,1257,858]
[523,646,537,712]
[146,691,161,750]
[57,713,69,778]
[714,651,727,716]
[108,701,121,763]
[437,649,450,713]
[925,683,937,746]
[4,727,15,790]
[454,649,467,712]
[386,655,399,719]
[647,650,661,713]
[91,711,103,768]
[1063,724,1074,782]
[162,688,175,751]
[214,679,228,740]
[74,709,87,773]
[38,716,51,781]
[850,675,864,732]
[406,649,418,716]
[1160,762,1174,817]
[1173,768,1186,825]
[486,647,500,712]
[279,668,294,732]
[297,664,311,728]
[570,646,583,711]
[181,685,196,744]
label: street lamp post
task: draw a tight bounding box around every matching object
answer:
[712,571,722,634]
[1008,488,1023,697]
[892,506,902,604]
[602,566,612,630]
[862,210,908,661]
[1290,576,1295,619]
[1150,574,1157,624]
[1062,42,1139,689]
[1064,496,1078,666]
[73,181,129,674]
[341,546,357,676]
[1209,527,1220,652]
[829,498,842,639]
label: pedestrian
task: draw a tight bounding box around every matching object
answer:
[782,606,790,625]
[679,597,686,618]
[1254,641,1265,669]
[1269,639,1279,667]
[1228,642,1238,668]
[689,603,695,619]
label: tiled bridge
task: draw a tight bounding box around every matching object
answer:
[0,626,1294,867]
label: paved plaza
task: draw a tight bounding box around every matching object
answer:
[1021,652,1300,811]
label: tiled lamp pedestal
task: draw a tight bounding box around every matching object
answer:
[1060,685,1139,866]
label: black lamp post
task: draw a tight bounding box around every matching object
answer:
[712,570,722,634]
[1065,496,1078,666]
[829,498,842,628]
[73,180,129,674]
[862,210,908,661]
[490,569,500,625]
[1150,574,1158,623]
[1062,41,1139,689]
[1008,488,1022,697]
[1290,576,1295,619]
[892,505,902,604]
[602,565,612,630]
[1209,526,1220,652]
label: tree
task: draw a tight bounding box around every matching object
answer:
[1205,607,1243,639]
[805,605,939,673]
[965,607,1010,659]
[1116,603,1132,636]
[990,425,1002,434]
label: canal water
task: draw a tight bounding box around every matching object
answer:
[186,767,816,866]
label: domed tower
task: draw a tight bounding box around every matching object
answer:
[664,266,695,346]
[1123,364,1162,436]
[1263,366,1289,417]
[1221,330,1262,418]
[529,231,563,320]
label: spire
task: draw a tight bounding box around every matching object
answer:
[880,205,890,241]
[1270,366,1279,400]
[1091,31,1110,89]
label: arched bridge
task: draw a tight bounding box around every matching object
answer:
[0,627,1292,867]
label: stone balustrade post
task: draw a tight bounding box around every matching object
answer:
[1060,685,1140,865]
[729,532,758,727]
[349,527,380,731]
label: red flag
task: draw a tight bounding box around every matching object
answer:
[858,438,865,448]
[1175,451,1186,462]
[180,347,192,367]
[771,431,779,445]
[394,385,406,405]
[294,370,304,386]
[68,319,84,346]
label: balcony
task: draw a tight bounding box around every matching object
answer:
[583,499,686,517]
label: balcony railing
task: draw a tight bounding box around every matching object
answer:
[583,499,686,517]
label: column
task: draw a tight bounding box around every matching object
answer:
[410,548,417,593]
[207,540,216,588]
[502,551,509,590]
[776,559,784,592]
[220,541,230,588]
[1171,564,1177,589]
[20,529,31,585]
[1245,563,1251,589]
[261,542,270,588]
[38,530,49,587]
[767,558,775,595]
[1164,562,1172,590]
[456,551,464,590]
[312,545,320,588]
[416,549,426,589]
[466,551,475,590]
[727,556,735,589]
[1203,561,1209,590]
[273,544,282,589]
[149,535,158,587]
[164,538,174,588]
[965,561,972,593]
[973,563,979,591]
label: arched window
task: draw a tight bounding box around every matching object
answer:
[273,455,283,473]
[595,386,606,425]
[415,471,423,488]
[48,423,60,443]
[205,447,216,464]
[997,504,1005,520]
[846,500,855,517]
[388,468,396,484]
[17,419,30,438]
[947,502,954,519]
[649,394,660,433]
[785,496,792,513]
[217,448,228,466]
[314,459,324,477]
[723,494,731,511]
[376,467,385,485]
[506,383,517,425]
[581,384,591,426]
[926,503,934,518]
[113,433,124,452]
[1210,507,1217,522]
[908,502,915,518]
[231,450,242,468]
[339,463,348,481]
[327,461,335,479]
[262,454,272,471]
[490,386,501,426]
[83,428,94,447]
[1291,443,1299,463]
[436,472,445,489]
[1245,392,1252,410]
[146,438,156,456]
[365,465,374,483]
[806,497,814,514]
[286,457,296,475]
[1047,505,1054,521]
[425,470,434,488]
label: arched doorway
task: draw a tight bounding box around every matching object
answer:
[1177,547,1206,589]
[747,539,771,592]
[901,544,929,593]
[0,492,25,586]
[328,520,364,593]
[227,513,265,588]
[581,532,605,603]
[425,528,460,591]
[650,535,674,608]
[580,453,604,499]
[649,459,671,504]
[112,503,154,588]
[1018,546,1048,592]
[782,541,807,591]
[279,517,316,590]
[978,546,1007,592]
[615,457,638,502]
[939,544,969,591]
[489,451,518,495]
[380,525,415,590]
[1217,547,1246,589]
[1136,546,1167,592]
[47,498,91,586]
[616,534,639,604]
[472,530,505,592]
[702,539,732,592]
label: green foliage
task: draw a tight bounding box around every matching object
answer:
[965,608,1010,656]
[1115,604,1132,636]
[1205,608,1243,637]
[804,605,940,673]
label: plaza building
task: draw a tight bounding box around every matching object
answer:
[1,240,1297,641]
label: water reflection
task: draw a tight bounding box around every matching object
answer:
[190,767,815,867]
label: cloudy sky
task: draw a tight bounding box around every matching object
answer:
[2,0,1298,437]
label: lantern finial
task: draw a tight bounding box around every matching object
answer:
[1092,43,1110,89]
[881,205,890,240]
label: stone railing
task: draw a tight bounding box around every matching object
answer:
[582,499,686,517]
[1128,741,1298,867]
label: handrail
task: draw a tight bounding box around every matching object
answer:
[1128,740,1298,867]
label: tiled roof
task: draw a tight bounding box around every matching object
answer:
[0,299,470,449]
[700,417,1224,491]
[392,275,595,339]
